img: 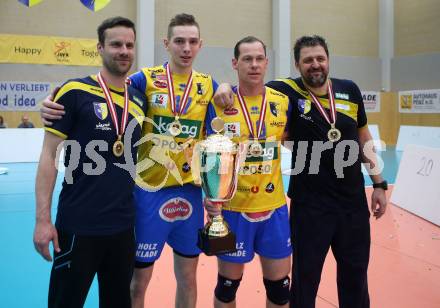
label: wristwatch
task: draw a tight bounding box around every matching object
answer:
[373,180,388,190]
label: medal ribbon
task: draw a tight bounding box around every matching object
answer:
[166,63,193,118]
[97,72,129,138]
[237,86,267,139]
[307,80,336,127]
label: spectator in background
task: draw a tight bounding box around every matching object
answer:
[17,114,35,128]
[0,115,7,128]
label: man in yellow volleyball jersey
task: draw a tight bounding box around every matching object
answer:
[205,36,292,308]
[128,14,218,308]
[215,35,387,308]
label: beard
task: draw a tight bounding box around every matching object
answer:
[302,68,328,88]
[103,57,132,77]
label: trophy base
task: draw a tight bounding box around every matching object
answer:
[197,229,237,256]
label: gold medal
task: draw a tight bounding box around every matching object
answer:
[96,72,130,158]
[113,137,124,157]
[166,64,193,138]
[249,141,263,157]
[211,117,225,134]
[327,126,341,142]
[169,119,182,136]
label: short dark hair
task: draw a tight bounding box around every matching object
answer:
[97,16,136,45]
[234,36,267,59]
[293,35,329,63]
[167,13,200,39]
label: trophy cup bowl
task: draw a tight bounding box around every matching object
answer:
[197,118,239,255]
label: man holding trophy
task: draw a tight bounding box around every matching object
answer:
[204,36,292,308]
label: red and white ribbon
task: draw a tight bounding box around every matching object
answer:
[237,86,267,139]
[97,72,129,137]
[307,80,336,126]
[166,63,193,118]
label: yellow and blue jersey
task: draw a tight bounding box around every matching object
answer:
[129,64,217,190]
[206,87,290,212]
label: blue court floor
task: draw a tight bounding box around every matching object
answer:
[0,149,401,307]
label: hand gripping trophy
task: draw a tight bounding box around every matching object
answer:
[196,117,242,255]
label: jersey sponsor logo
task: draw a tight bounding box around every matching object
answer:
[238,164,272,175]
[298,99,311,114]
[251,106,260,115]
[335,92,349,100]
[93,102,108,120]
[95,122,112,131]
[242,210,273,222]
[136,243,159,258]
[89,87,104,94]
[225,242,247,257]
[151,94,168,108]
[156,74,167,81]
[299,113,313,122]
[198,73,210,79]
[182,162,191,173]
[269,101,279,117]
[245,142,278,162]
[239,163,273,175]
[237,185,260,194]
[224,107,239,116]
[153,80,168,89]
[269,120,285,128]
[224,122,240,137]
[196,99,209,105]
[265,182,275,193]
[153,115,202,139]
[268,89,285,98]
[159,197,193,222]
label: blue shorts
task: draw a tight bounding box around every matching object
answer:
[218,205,292,264]
[134,184,203,264]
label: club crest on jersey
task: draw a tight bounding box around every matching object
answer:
[269,102,279,117]
[298,99,311,114]
[151,94,168,108]
[159,198,192,222]
[242,210,273,222]
[196,83,203,95]
[93,102,108,120]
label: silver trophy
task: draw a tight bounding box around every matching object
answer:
[197,117,240,255]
